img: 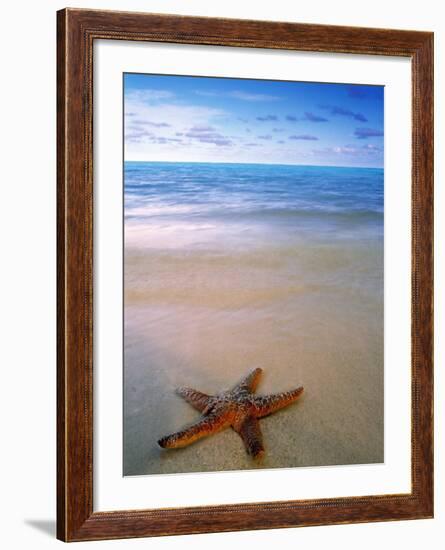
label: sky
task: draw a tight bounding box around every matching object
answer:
[124,73,384,168]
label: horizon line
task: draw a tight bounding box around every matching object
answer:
[124,160,383,170]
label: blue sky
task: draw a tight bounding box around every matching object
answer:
[124,73,384,167]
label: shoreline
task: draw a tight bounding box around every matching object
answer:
[123,162,384,476]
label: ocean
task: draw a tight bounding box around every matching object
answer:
[123,161,384,476]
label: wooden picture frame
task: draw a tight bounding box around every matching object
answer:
[57,8,433,542]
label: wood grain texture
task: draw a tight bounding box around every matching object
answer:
[57,8,434,542]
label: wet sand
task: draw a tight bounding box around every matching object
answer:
[123,231,383,476]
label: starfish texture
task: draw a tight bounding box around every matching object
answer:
[158,368,304,458]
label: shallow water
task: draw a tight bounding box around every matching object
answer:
[123,162,384,476]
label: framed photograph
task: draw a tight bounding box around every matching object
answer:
[57,8,433,542]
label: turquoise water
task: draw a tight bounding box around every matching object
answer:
[124,162,383,243]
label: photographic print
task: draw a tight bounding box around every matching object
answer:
[123,73,384,477]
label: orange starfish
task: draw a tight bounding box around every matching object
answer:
[158,368,304,458]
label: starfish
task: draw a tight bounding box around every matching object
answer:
[158,368,304,458]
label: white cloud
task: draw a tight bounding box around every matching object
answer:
[125,91,231,160]
[125,89,175,104]
[313,144,383,157]
[194,89,282,102]
[229,90,281,102]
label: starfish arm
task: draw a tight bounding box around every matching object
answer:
[234,367,263,392]
[158,413,228,449]
[176,387,212,413]
[253,386,304,417]
[235,416,264,458]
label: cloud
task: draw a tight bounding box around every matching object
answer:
[354,127,383,139]
[304,112,328,122]
[150,137,184,144]
[126,130,185,146]
[229,91,281,101]
[125,89,175,103]
[125,129,155,142]
[238,117,249,123]
[277,140,285,144]
[288,134,319,141]
[186,125,215,133]
[184,125,232,146]
[331,146,360,154]
[286,113,329,123]
[361,143,382,151]
[320,104,367,122]
[125,93,226,131]
[258,135,273,140]
[195,90,281,101]
[131,120,171,128]
[256,115,278,121]
[352,113,367,122]
[314,143,382,156]
[246,142,261,147]
[197,137,232,146]
[272,128,284,132]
